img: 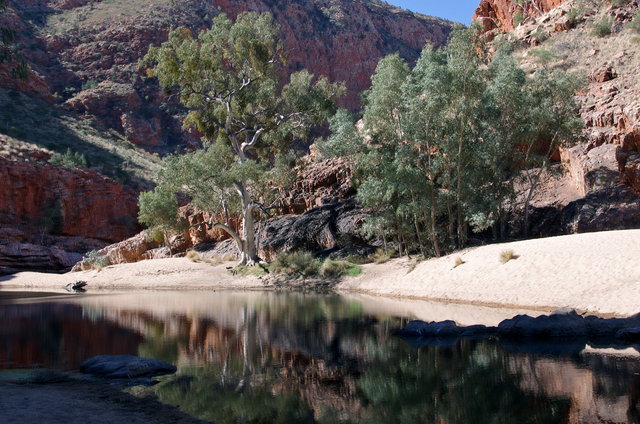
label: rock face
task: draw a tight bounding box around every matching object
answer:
[0,156,140,242]
[10,0,452,150]
[257,198,370,262]
[474,0,569,34]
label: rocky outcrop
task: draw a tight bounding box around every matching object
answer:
[9,0,452,150]
[474,0,569,34]
[0,226,107,273]
[0,156,139,242]
[257,199,370,262]
[282,157,356,214]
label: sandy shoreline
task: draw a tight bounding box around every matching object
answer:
[1,229,639,317]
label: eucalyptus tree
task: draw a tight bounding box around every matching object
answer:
[141,12,344,265]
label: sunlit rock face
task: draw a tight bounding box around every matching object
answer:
[7,0,452,150]
[473,0,569,33]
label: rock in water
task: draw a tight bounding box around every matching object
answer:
[80,355,177,379]
[64,280,87,292]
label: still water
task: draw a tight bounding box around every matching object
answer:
[1,290,639,424]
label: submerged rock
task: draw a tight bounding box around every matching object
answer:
[79,355,176,379]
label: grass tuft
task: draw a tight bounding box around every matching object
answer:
[499,249,517,264]
[373,248,394,264]
[452,256,465,268]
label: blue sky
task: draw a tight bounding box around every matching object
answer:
[385,1,479,24]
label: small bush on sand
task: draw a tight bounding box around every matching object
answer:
[269,251,320,277]
[232,265,268,276]
[592,16,612,37]
[319,259,362,279]
[453,256,465,268]
[499,249,517,264]
[186,250,202,262]
[82,249,109,270]
[373,248,394,264]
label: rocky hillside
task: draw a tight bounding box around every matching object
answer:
[10,0,452,151]
[0,0,452,273]
[473,0,640,235]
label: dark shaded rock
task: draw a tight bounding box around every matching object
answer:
[80,355,176,379]
[616,328,640,342]
[395,320,463,338]
[326,245,377,261]
[257,198,369,262]
[497,309,588,338]
[585,314,640,338]
[525,185,640,237]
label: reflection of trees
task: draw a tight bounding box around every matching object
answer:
[355,340,571,424]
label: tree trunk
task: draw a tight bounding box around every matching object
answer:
[236,181,261,266]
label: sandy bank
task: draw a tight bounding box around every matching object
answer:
[340,229,640,317]
[1,229,639,317]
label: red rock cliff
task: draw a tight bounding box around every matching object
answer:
[0,156,139,242]
[10,0,452,150]
[474,0,569,33]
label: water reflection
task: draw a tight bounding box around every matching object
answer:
[0,290,638,423]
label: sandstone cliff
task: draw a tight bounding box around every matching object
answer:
[9,0,452,151]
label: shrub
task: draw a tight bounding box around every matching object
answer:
[82,249,110,270]
[592,16,612,37]
[145,226,165,244]
[373,248,394,264]
[269,251,320,277]
[49,148,88,169]
[319,259,362,279]
[627,10,640,33]
[499,249,517,264]
[513,11,524,27]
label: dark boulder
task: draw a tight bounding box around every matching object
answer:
[257,198,370,261]
[80,355,177,379]
[497,309,588,338]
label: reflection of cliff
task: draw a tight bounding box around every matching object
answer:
[509,351,640,424]
[0,302,141,370]
[5,293,640,424]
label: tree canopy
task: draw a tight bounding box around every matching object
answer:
[139,12,344,265]
[320,26,582,257]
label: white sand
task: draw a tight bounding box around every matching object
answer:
[339,229,640,317]
[1,229,639,317]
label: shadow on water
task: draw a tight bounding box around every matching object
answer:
[1,291,639,423]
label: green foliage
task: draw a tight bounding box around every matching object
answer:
[592,16,612,37]
[336,27,582,258]
[513,11,524,27]
[82,249,110,270]
[269,251,320,277]
[81,79,98,91]
[314,108,363,158]
[530,48,557,65]
[268,251,360,279]
[138,188,186,235]
[49,148,88,169]
[319,259,362,278]
[141,12,343,264]
[373,248,394,264]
